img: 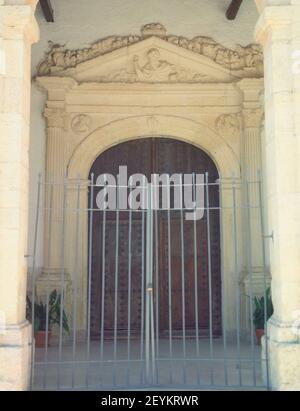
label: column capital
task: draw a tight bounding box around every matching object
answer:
[0,1,39,44]
[44,107,66,129]
[242,107,264,129]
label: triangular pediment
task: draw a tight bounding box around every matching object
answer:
[36,23,263,84]
[62,37,236,83]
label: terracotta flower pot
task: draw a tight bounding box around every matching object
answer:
[35,330,52,348]
[255,328,264,345]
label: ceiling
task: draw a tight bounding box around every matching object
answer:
[38,0,244,23]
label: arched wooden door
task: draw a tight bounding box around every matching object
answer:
[89,137,221,339]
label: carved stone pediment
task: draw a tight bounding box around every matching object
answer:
[37,23,263,83]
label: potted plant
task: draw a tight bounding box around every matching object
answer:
[253,287,273,345]
[26,289,70,348]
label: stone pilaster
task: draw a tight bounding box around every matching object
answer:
[43,108,66,270]
[238,80,270,303]
[255,2,300,391]
[0,0,39,390]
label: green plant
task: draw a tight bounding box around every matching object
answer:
[253,287,273,330]
[26,289,70,334]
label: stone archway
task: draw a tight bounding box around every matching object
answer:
[62,115,242,335]
[2,0,300,391]
[67,115,240,180]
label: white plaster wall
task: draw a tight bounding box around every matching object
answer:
[28,0,259,269]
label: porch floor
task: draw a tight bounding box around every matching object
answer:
[32,338,266,390]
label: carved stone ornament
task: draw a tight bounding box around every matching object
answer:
[216,113,242,138]
[97,48,214,83]
[43,108,66,128]
[243,108,263,128]
[37,23,263,79]
[71,114,92,133]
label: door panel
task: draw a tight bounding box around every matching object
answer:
[89,137,221,338]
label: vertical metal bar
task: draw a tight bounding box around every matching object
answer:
[149,184,156,383]
[145,183,152,383]
[113,178,120,386]
[126,203,133,385]
[71,175,81,388]
[257,170,270,390]
[219,178,228,386]
[86,173,94,387]
[30,173,42,390]
[180,174,187,384]
[205,172,214,386]
[245,174,257,386]
[100,177,107,368]
[192,173,200,384]
[140,177,146,382]
[232,176,242,386]
[58,173,67,390]
[43,174,53,390]
[167,174,173,384]
[154,180,159,362]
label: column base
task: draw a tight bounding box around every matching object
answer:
[263,319,300,391]
[0,321,32,391]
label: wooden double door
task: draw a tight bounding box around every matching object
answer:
[89,138,221,338]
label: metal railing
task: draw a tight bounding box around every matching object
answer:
[27,172,271,390]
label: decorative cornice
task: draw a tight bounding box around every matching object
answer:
[37,23,263,79]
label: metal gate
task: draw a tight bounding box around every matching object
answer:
[28,172,271,390]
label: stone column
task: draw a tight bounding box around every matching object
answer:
[238,80,270,301]
[255,2,300,390]
[0,1,39,390]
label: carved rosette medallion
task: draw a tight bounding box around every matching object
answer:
[71,114,92,133]
[215,113,242,138]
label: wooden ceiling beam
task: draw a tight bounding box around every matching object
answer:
[39,0,54,23]
[226,0,243,20]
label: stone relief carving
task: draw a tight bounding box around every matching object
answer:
[216,113,242,138]
[134,48,176,82]
[37,23,263,79]
[147,115,159,133]
[141,23,167,38]
[71,114,92,133]
[97,48,214,83]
